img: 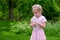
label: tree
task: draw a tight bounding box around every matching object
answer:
[9,0,13,20]
[0,0,60,21]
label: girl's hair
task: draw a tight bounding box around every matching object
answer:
[32,4,43,13]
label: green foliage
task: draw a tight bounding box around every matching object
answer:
[0,0,60,20]
[9,21,32,34]
[0,20,60,36]
[0,0,9,20]
[0,20,60,40]
[0,20,32,34]
[45,21,60,37]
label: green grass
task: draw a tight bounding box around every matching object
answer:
[0,20,60,40]
[0,31,30,40]
[0,31,60,40]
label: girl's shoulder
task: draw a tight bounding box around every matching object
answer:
[41,15,46,19]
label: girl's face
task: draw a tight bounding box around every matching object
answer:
[32,8,41,18]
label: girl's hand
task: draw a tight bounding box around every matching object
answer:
[30,23,36,27]
[34,21,39,25]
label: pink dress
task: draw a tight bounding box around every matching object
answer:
[30,15,47,40]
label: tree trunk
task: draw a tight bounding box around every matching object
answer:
[9,0,13,20]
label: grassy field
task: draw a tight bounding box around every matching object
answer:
[0,31,60,40]
[0,20,60,40]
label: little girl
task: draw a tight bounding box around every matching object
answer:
[30,4,47,40]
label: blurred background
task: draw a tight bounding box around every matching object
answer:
[0,0,60,40]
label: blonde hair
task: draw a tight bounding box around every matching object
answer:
[32,4,43,13]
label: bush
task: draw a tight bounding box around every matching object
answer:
[44,21,60,37]
[9,21,32,34]
[0,0,60,20]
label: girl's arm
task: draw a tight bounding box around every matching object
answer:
[39,22,46,28]
[35,22,46,28]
